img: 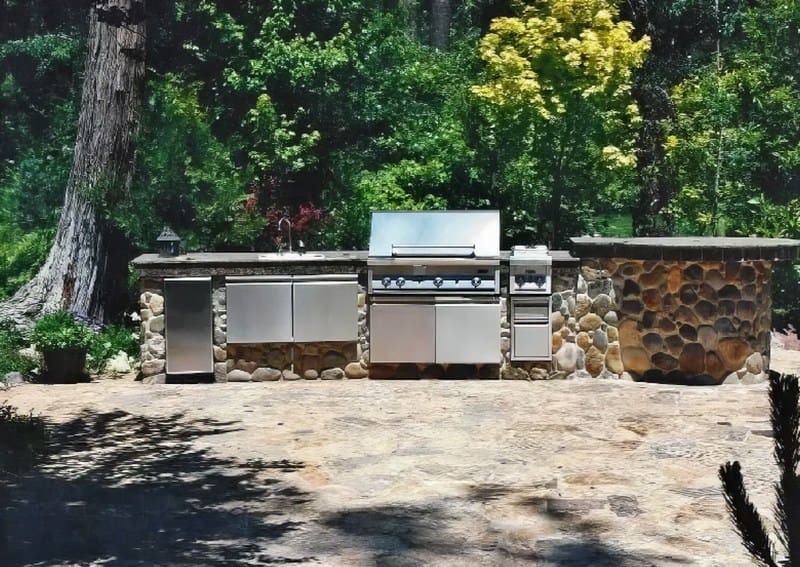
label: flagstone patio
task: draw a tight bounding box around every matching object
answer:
[3,350,799,565]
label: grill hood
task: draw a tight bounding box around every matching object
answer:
[368,210,500,258]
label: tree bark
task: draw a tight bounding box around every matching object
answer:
[632,81,676,236]
[623,0,677,236]
[0,0,146,326]
[431,0,452,50]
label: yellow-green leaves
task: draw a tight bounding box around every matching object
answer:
[473,0,649,122]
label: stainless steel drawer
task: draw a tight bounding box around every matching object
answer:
[513,303,550,321]
[370,303,435,363]
[226,281,293,343]
[164,277,213,374]
[293,280,358,342]
[435,303,500,364]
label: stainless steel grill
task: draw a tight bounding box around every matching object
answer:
[508,245,553,361]
[367,211,501,365]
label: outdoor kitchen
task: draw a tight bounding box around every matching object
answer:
[132,212,800,384]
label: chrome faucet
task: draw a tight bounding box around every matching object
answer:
[277,216,293,254]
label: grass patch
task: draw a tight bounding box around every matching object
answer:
[595,213,633,237]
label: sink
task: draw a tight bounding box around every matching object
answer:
[257,252,325,260]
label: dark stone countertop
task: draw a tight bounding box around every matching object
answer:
[571,237,800,261]
[132,249,580,278]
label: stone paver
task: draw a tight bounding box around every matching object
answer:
[4,370,794,566]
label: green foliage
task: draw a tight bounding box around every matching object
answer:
[0,320,37,375]
[87,324,139,374]
[31,311,94,351]
[668,0,800,237]
[471,0,649,245]
[113,75,265,251]
[0,226,52,300]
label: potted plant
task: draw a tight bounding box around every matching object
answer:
[32,311,94,383]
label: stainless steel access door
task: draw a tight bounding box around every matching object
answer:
[512,324,551,360]
[226,278,293,343]
[435,302,500,364]
[370,303,435,363]
[510,297,552,361]
[293,276,358,342]
[164,277,213,374]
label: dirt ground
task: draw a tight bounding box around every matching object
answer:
[2,348,800,566]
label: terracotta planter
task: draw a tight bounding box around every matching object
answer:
[42,347,87,383]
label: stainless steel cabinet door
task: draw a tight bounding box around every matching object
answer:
[435,303,500,364]
[165,277,213,374]
[512,324,551,360]
[293,281,358,342]
[227,282,293,343]
[370,303,435,363]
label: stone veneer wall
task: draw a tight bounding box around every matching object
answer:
[501,266,625,380]
[139,280,167,384]
[594,258,771,384]
[138,277,367,383]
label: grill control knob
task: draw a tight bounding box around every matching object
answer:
[396,277,406,288]
[515,275,525,287]
[433,277,444,288]
[381,277,392,288]
[471,276,482,288]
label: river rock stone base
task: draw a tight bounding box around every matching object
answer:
[294,341,360,377]
[598,258,772,384]
[139,287,166,379]
[220,342,361,382]
[500,265,622,380]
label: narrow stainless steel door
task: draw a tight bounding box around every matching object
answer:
[370,303,435,363]
[165,277,213,374]
[435,303,500,364]
[512,324,551,360]
[293,279,358,342]
[227,281,293,343]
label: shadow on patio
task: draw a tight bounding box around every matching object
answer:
[313,483,695,566]
[0,410,315,566]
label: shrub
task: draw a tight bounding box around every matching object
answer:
[31,311,94,351]
[87,324,140,374]
[0,320,37,376]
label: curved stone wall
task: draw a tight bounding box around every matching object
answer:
[594,258,771,384]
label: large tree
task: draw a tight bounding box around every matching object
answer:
[472,0,650,246]
[0,0,146,325]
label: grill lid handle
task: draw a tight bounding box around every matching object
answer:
[391,244,476,257]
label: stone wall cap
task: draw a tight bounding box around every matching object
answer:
[570,237,800,261]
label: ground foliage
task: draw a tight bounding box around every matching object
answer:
[0,0,798,321]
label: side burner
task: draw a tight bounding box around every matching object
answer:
[509,245,553,361]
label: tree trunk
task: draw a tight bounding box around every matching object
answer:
[623,0,677,236]
[431,0,452,50]
[0,0,146,326]
[632,81,676,236]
